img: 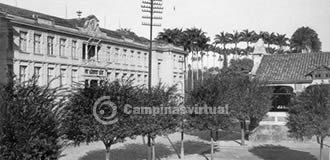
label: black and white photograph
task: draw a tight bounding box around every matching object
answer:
[0,0,330,160]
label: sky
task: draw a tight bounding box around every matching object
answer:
[1,0,330,51]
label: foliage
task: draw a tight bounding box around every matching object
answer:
[186,73,234,131]
[183,27,210,53]
[0,78,65,160]
[62,79,141,160]
[135,82,181,138]
[287,84,330,139]
[229,58,254,73]
[290,26,322,53]
[229,74,273,124]
[287,84,330,160]
[155,28,185,47]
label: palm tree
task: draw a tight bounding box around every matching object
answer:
[155,28,184,46]
[258,31,270,47]
[290,26,321,53]
[183,28,210,87]
[214,32,231,69]
[240,29,257,55]
[228,31,243,55]
[269,32,277,48]
[274,33,289,54]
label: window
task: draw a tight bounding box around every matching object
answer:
[19,65,27,82]
[59,39,66,57]
[315,74,321,78]
[326,73,330,78]
[47,68,54,83]
[72,69,78,83]
[34,66,41,77]
[99,70,104,75]
[19,31,27,52]
[144,75,148,84]
[33,34,41,54]
[60,68,67,86]
[123,49,127,64]
[47,36,54,55]
[144,53,147,66]
[72,40,77,59]
[107,72,111,80]
[115,72,120,79]
[137,74,141,83]
[137,52,141,66]
[107,46,111,62]
[122,73,127,80]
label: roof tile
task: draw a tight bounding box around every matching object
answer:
[256,52,330,83]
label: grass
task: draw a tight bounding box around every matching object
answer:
[79,143,173,160]
[249,145,318,160]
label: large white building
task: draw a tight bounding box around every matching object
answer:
[0,3,187,93]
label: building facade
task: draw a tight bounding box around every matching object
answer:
[0,3,186,93]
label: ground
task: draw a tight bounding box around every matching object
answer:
[60,131,330,160]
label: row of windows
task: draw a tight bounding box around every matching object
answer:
[19,64,150,87]
[19,31,149,62]
[19,65,78,86]
[19,31,78,59]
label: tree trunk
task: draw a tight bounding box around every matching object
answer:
[201,54,204,81]
[246,42,249,55]
[105,145,111,160]
[181,129,184,159]
[152,137,156,160]
[216,130,219,141]
[196,52,199,82]
[191,53,194,90]
[319,136,324,160]
[240,121,245,146]
[147,135,152,160]
[235,43,238,56]
[210,130,214,160]
[142,136,146,145]
[223,45,228,69]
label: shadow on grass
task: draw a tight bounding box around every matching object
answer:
[79,143,173,160]
[172,140,219,159]
[249,145,317,160]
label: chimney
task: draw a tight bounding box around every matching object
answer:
[250,38,268,76]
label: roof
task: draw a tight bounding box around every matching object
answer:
[0,3,75,28]
[0,3,148,45]
[0,2,186,54]
[256,52,330,83]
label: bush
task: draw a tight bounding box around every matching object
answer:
[0,79,64,160]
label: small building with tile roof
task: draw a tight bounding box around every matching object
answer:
[251,51,330,117]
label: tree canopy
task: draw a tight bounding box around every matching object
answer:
[290,26,322,53]
[0,78,65,160]
[287,84,330,160]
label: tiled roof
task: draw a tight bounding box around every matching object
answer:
[256,52,330,83]
[0,3,75,28]
[0,3,146,45]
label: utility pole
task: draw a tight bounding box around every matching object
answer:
[142,1,163,160]
[142,0,162,91]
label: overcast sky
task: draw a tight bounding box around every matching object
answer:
[1,0,330,51]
